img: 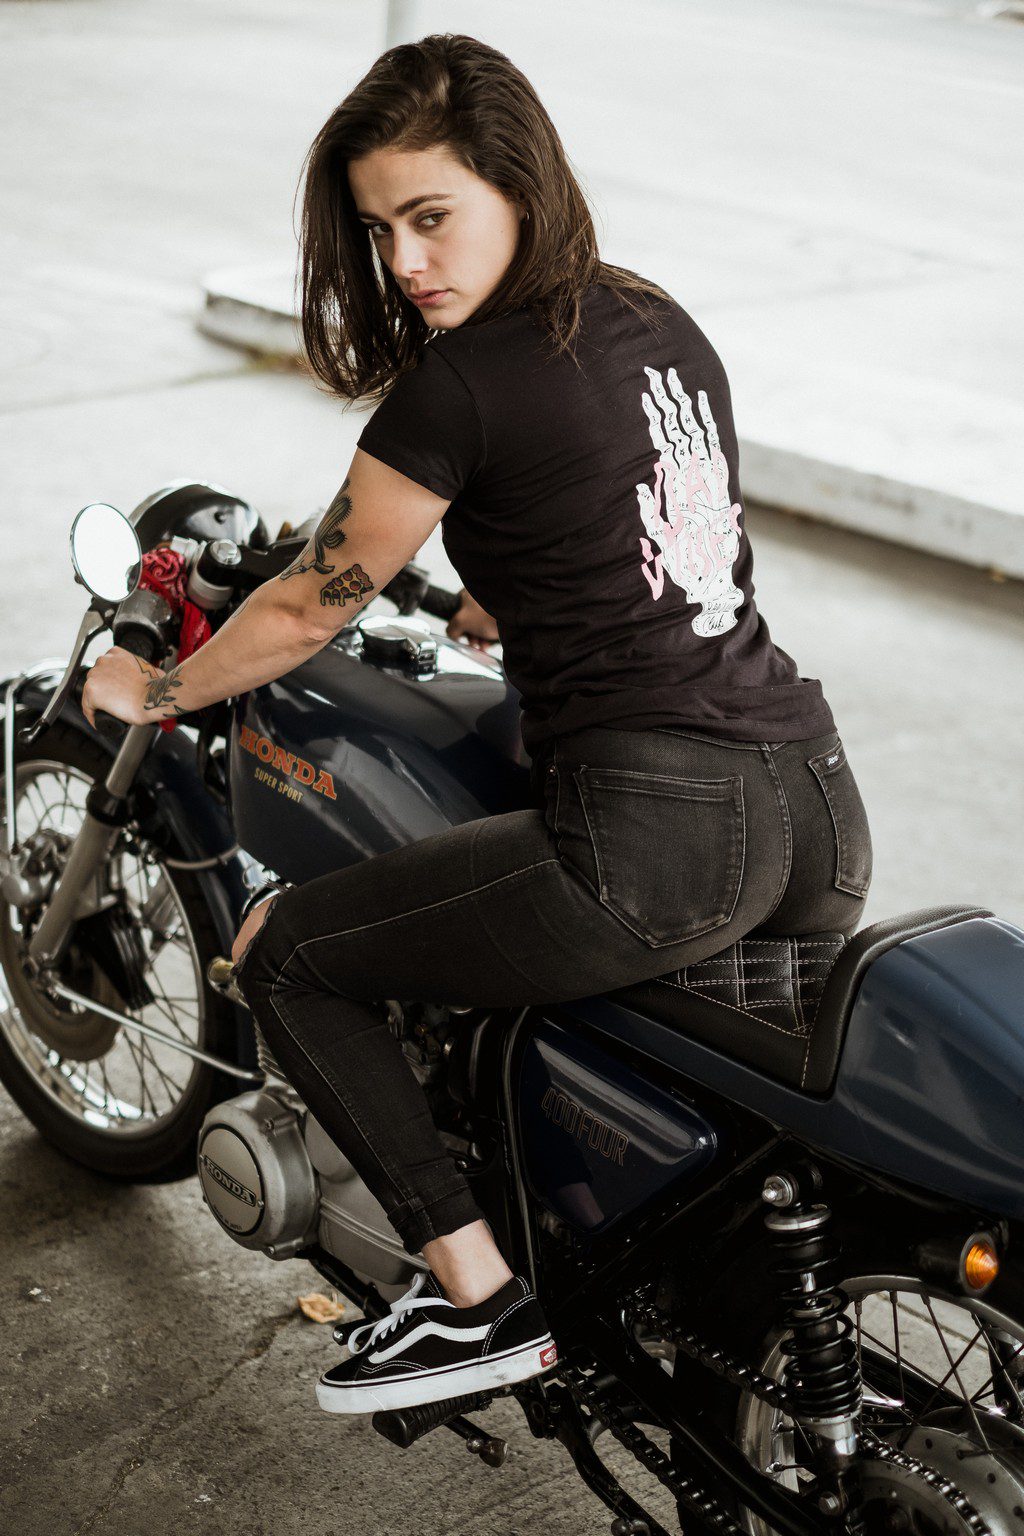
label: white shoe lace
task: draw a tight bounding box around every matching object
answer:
[346,1271,452,1356]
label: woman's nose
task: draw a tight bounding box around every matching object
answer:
[390,227,429,282]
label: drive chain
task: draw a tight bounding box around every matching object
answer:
[560,1359,745,1536]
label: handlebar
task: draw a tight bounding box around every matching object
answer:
[88,560,467,737]
[420,583,462,623]
[212,541,464,625]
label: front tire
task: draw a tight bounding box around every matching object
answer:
[0,715,241,1180]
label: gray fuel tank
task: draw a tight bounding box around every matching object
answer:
[227,621,533,883]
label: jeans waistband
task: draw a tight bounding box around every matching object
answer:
[535,725,838,764]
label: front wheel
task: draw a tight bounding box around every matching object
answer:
[0,716,242,1179]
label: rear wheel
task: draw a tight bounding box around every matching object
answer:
[735,1275,1024,1535]
[666,1255,1024,1534]
[0,717,241,1179]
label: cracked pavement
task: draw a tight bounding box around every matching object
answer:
[3,1122,669,1535]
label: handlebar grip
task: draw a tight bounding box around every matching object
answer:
[92,709,126,737]
[116,627,163,665]
[420,583,462,623]
[90,627,164,734]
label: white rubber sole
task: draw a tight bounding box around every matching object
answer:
[315,1334,558,1415]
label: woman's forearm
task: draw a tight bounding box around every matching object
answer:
[137,584,335,723]
[84,451,453,732]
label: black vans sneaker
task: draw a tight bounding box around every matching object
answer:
[315,1270,558,1414]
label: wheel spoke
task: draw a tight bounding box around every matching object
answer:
[919,1296,993,1454]
[855,1323,953,1402]
[894,1322,986,1449]
[137,1032,185,1103]
[970,1324,1024,1420]
[891,1291,907,1410]
[120,1028,159,1117]
[146,990,198,1042]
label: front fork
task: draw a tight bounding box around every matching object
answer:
[23,721,159,971]
[2,693,261,1086]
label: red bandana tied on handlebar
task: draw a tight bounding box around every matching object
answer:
[138,546,212,733]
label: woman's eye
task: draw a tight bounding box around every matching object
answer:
[367,212,447,239]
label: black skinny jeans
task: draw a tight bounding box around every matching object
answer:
[233,723,873,1255]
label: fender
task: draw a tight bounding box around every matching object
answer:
[2,671,257,1073]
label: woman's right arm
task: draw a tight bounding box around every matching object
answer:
[82,449,452,727]
[446,588,500,651]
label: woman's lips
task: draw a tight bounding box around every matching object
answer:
[410,289,449,307]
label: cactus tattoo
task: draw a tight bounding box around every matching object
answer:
[279,477,353,581]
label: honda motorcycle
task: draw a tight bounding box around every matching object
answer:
[2,480,1023,1536]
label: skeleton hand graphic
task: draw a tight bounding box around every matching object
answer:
[635,366,744,637]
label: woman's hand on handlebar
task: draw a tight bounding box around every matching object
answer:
[445,589,499,652]
[82,646,165,729]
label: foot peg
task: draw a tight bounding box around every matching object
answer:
[331,1315,365,1350]
[207,955,248,1007]
[372,1393,508,1464]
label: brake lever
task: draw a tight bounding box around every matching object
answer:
[17,608,109,748]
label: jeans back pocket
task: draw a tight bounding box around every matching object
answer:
[805,740,873,899]
[573,765,746,948]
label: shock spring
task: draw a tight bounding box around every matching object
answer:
[766,1200,861,1431]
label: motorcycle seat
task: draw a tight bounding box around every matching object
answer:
[603,904,993,1094]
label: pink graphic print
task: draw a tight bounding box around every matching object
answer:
[635,366,743,637]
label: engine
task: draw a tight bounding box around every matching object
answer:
[196,1083,416,1285]
[196,1005,470,1287]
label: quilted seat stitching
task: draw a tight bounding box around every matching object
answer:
[674,977,829,986]
[692,956,838,966]
[652,976,815,1038]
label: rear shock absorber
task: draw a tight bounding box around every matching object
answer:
[762,1169,864,1529]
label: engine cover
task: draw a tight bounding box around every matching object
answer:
[197,1089,318,1258]
[305,1114,412,1286]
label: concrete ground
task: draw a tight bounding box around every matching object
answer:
[1,2,1022,1532]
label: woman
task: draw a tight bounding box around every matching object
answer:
[82,33,873,1415]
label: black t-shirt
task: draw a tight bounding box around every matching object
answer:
[356,278,836,758]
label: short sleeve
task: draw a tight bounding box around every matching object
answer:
[356,345,487,500]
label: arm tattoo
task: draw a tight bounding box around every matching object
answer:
[142,663,188,717]
[319,564,375,608]
[279,476,354,582]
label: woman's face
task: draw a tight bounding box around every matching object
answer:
[348,144,527,328]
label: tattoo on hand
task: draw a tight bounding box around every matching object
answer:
[319,564,375,608]
[279,477,353,582]
[143,663,188,717]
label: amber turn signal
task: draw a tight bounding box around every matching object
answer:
[963,1239,999,1291]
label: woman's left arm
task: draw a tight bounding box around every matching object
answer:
[81,449,451,728]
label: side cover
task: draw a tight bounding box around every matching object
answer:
[513,1019,719,1236]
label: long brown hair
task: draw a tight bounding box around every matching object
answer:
[296,33,671,404]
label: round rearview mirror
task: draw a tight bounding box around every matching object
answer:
[69,503,143,603]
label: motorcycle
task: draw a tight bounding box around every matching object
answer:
[2,479,1023,1536]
